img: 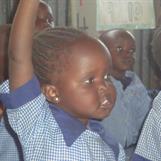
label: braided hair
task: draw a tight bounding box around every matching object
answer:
[32,27,88,85]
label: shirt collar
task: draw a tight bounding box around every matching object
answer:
[120,76,132,90]
[49,104,105,146]
[112,75,132,90]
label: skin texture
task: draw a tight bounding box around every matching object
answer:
[51,38,116,125]
[99,29,136,80]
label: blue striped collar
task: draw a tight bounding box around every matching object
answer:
[49,104,119,159]
[49,104,105,146]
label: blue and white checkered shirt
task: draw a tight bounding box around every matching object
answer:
[0,115,23,161]
[100,71,151,161]
[0,76,125,161]
[132,91,161,161]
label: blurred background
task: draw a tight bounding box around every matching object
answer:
[0,0,160,90]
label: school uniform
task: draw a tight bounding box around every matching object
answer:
[100,71,151,161]
[0,76,125,161]
[0,115,23,161]
[132,91,161,161]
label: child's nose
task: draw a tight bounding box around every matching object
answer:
[97,81,116,103]
[125,49,134,56]
[97,83,108,96]
[123,51,133,59]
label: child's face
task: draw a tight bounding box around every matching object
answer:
[35,2,54,32]
[54,38,116,125]
[108,33,135,74]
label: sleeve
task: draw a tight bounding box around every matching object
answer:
[132,93,161,161]
[0,76,49,144]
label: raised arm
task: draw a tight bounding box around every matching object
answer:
[9,0,39,90]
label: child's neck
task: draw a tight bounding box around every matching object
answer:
[79,118,88,126]
[112,70,126,81]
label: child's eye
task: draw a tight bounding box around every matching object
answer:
[104,74,112,82]
[116,47,123,53]
[84,77,94,84]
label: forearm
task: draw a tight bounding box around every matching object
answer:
[9,0,39,90]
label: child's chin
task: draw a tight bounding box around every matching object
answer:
[95,113,111,120]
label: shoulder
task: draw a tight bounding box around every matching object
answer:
[152,91,161,114]
[126,71,143,84]
[0,76,42,109]
[133,103,161,160]
[102,129,125,160]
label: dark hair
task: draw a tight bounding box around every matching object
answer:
[32,27,88,85]
[151,27,161,69]
[99,29,135,44]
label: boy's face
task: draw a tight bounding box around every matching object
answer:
[35,2,54,32]
[54,38,116,125]
[108,33,135,75]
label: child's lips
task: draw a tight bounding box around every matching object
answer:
[99,99,113,109]
[123,58,134,65]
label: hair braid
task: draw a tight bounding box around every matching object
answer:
[32,27,88,84]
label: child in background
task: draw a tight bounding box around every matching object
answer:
[0,0,125,160]
[0,1,54,160]
[99,29,151,161]
[132,26,161,161]
[35,0,55,32]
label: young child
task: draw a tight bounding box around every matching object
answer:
[0,24,24,161]
[132,26,161,161]
[99,29,151,161]
[0,0,125,161]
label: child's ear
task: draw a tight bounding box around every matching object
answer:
[41,84,60,104]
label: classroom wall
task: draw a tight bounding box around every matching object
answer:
[133,29,153,88]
